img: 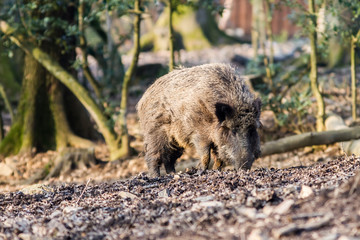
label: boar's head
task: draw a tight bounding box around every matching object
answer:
[214,98,262,170]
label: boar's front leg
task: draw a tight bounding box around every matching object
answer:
[212,149,224,170]
[193,136,212,170]
[162,144,183,174]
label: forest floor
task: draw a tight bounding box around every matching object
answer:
[1,41,360,239]
[0,156,359,239]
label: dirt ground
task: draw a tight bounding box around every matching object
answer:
[1,42,360,239]
[0,155,360,239]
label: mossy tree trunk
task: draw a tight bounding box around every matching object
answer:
[308,0,325,132]
[0,54,52,155]
[264,0,274,66]
[168,0,175,71]
[78,0,102,100]
[141,4,242,52]
[117,0,142,159]
[351,31,360,121]
[48,74,94,150]
[0,1,96,157]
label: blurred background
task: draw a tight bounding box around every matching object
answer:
[0,0,359,187]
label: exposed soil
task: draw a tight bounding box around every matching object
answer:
[1,155,360,239]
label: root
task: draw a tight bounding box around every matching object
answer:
[17,148,97,185]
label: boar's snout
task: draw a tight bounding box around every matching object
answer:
[218,124,261,171]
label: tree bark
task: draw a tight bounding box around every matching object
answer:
[168,0,175,71]
[0,53,49,155]
[264,0,274,66]
[48,75,94,150]
[117,0,142,159]
[350,31,359,120]
[140,4,244,52]
[78,0,102,100]
[261,126,360,157]
[308,0,325,131]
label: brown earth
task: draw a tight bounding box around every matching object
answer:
[0,155,359,239]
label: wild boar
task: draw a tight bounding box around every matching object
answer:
[137,63,261,177]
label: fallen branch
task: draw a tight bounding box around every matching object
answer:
[261,126,360,157]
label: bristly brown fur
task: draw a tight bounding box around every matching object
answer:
[137,63,261,177]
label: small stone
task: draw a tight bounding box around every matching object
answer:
[20,184,53,195]
[338,236,358,240]
[63,206,83,214]
[18,233,32,240]
[173,174,180,180]
[299,185,314,199]
[192,201,224,210]
[118,191,138,200]
[248,229,268,240]
[238,207,257,219]
[47,219,67,236]
[50,210,62,219]
[158,188,170,198]
[262,205,274,216]
[321,233,339,240]
[0,163,13,176]
[272,199,294,215]
[198,201,224,208]
[195,195,214,202]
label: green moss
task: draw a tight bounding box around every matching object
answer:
[173,6,211,51]
[0,120,23,156]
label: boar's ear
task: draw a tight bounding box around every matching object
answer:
[215,103,234,123]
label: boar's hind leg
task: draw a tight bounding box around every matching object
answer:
[144,136,165,177]
[163,146,183,174]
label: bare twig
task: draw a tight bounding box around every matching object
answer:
[75,178,92,205]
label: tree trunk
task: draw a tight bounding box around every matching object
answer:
[117,0,142,159]
[78,0,102,100]
[308,0,325,132]
[48,75,94,150]
[251,0,259,58]
[168,0,175,71]
[351,36,357,120]
[141,4,244,52]
[0,54,52,155]
[264,0,274,66]
[0,107,4,142]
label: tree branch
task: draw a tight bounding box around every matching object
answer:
[261,127,360,157]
